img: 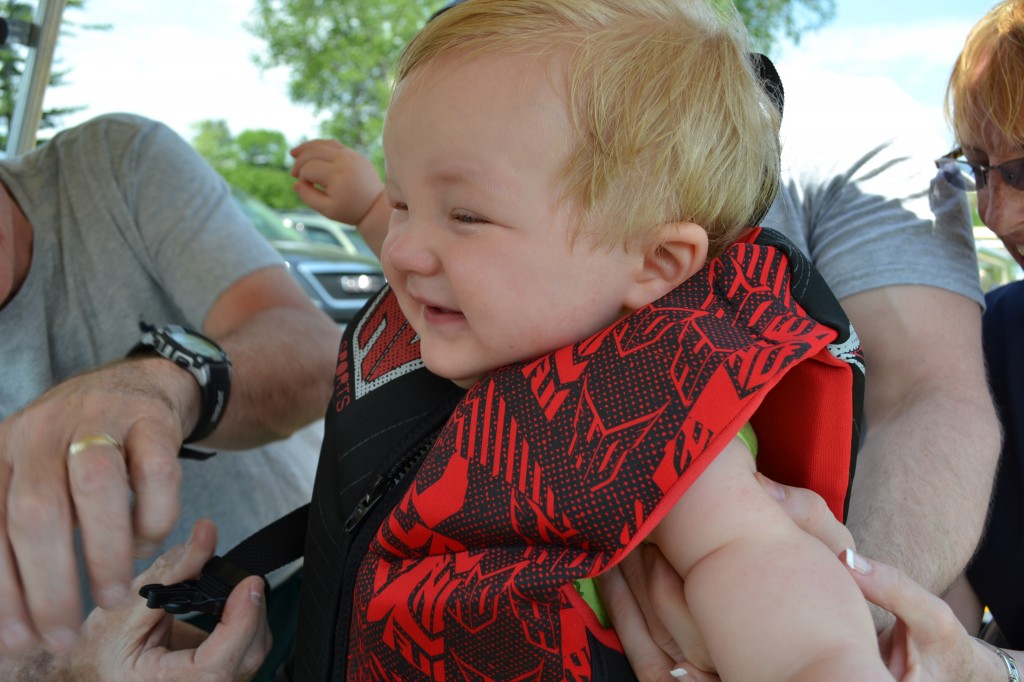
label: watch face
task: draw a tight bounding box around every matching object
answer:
[167,329,223,357]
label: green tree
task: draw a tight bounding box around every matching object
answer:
[248,0,834,173]
[247,0,440,171]
[237,128,289,167]
[191,119,304,210]
[732,0,835,53]
[0,0,108,147]
[192,119,236,170]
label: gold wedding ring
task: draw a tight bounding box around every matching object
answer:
[67,432,123,459]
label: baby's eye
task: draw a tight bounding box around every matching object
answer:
[391,201,408,212]
[451,211,488,224]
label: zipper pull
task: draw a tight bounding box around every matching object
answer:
[344,474,388,532]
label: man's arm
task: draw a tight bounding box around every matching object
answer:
[841,285,1001,599]
[196,264,341,448]
[0,265,339,656]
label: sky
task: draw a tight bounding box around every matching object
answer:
[42,0,1000,149]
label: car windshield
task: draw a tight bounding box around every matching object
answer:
[232,190,308,243]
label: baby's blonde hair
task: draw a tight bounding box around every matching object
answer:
[946,0,1024,150]
[395,0,781,258]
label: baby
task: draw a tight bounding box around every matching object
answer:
[289,1,887,680]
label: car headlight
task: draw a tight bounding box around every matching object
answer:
[339,274,387,294]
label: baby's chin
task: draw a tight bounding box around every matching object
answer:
[420,355,481,390]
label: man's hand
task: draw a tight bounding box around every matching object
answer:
[597,474,855,681]
[62,518,270,682]
[0,358,193,653]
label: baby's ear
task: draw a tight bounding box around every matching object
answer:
[623,221,708,310]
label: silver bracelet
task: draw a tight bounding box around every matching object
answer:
[973,636,1021,682]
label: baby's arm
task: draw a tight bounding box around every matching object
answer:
[648,437,891,681]
[290,139,390,256]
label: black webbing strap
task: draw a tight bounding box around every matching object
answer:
[139,503,309,617]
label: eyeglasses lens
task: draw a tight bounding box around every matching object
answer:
[1000,157,1024,190]
[943,156,1024,191]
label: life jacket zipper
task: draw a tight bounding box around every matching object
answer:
[343,429,439,533]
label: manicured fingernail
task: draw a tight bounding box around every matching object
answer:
[251,580,265,606]
[670,668,689,678]
[843,548,872,574]
[42,626,78,652]
[0,621,33,649]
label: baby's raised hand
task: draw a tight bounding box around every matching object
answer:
[290,139,384,226]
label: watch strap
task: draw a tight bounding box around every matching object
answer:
[129,323,232,444]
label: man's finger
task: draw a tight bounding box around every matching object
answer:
[7,437,82,652]
[124,519,219,633]
[124,426,182,559]
[68,433,134,610]
[192,576,271,678]
[0,458,37,653]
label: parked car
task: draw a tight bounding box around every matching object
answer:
[278,209,378,260]
[231,189,386,323]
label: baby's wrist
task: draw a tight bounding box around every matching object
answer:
[352,188,381,223]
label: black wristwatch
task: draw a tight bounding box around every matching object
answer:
[130,321,232,443]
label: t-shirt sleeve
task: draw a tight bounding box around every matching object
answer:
[764,69,983,308]
[82,114,283,328]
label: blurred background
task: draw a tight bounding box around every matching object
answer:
[1,0,1017,289]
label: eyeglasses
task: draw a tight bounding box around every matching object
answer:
[935,147,1024,191]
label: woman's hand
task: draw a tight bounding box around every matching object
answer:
[599,473,1019,681]
[841,549,1014,682]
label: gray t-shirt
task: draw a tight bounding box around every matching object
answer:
[763,67,983,307]
[0,113,319,600]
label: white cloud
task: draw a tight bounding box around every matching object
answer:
[775,17,980,147]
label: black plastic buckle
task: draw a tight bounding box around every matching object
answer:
[139,555,253,617]
[139,580,226,616]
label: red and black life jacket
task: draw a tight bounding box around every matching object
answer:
[285,226,864,682]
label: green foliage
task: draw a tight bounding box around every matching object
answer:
[248,0,834,174]
[731,0,836,53]
[220,163,303,209]
[192,119,236,169]
[191,118,304,210]
[247,0,442,172]
[0,0,106,147]
[236,128,289,167]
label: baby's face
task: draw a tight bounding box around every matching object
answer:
[381,51,643,388]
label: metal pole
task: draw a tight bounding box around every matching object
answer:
[6,0,67,157]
